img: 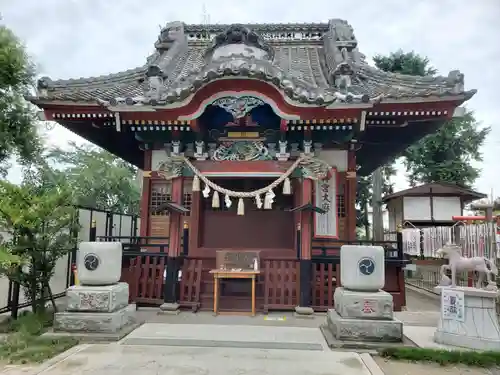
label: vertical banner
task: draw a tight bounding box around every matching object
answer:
[314,169,337,238]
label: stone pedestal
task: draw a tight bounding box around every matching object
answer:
[434,286,500,350]
[54,283,137,333]
[327,288,403,342]
[324,245,403,343]
[334,288,394,320]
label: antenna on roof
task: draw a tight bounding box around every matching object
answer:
[201,4,211,40]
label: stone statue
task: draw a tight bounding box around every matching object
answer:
[436,244,498,291]
[155,21,185,50]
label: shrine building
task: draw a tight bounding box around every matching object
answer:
[28,20,475,313]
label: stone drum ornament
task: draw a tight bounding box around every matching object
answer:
[326,245,403,343]
[77,242,122,285]
[341,245,384,291]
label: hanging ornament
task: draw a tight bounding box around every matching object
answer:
[283,177,291,195]
[202,184,210,198]
[212,191,220,208]
[225,194,232,208]
[255,194,263,209]
[264,189,275,210]
[237,198,245,216]
[192,175,200,192]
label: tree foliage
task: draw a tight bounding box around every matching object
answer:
[0,25,42,176]
[403,111,489,186]
[0,172,77,313]
[373,50,490,188]
[372,50,437,77]
[46,142,140,214]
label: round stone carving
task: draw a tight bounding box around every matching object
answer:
[83,253,100,271]
[358,257,375,276]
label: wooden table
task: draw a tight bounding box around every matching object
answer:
[209,270,260,316]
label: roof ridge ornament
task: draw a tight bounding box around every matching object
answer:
[322,19,358,93]
[206,24,275,61]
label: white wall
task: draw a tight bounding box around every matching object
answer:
[403,196,431,221]
[432,196,461,221]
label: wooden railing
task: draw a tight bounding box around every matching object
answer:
[263,260,299,312]
[311,260,339,311]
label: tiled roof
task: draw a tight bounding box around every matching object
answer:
[32,20,476,106]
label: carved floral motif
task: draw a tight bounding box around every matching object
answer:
[212,96,264,118]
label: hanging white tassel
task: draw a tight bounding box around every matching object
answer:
[212,191,220,208]
[225,194,232,208]
[192,175,200,192]
[264,190,275,210]
[237,198,245,216]
[282,177,291,195]
[202,184,210,198]
[255,194,263,209]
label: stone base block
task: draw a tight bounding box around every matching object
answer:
[54,304,136,333]
[434,286,500,350]
[326,309,402,342]
[334,287,393,320]
[66,282,129,312]
[158,303,180,315]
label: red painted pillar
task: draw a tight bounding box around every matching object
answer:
[301,178,313,260]
[299,178,313,308]
[168,177,184,257]
[139,150,152,237]
[346,148,357,241]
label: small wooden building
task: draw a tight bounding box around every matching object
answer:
[384,183,486,229]
[28,20,475,312]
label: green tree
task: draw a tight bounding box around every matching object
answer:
[0,25,43,176]
[47,142,140,214]
[0,173,77,313]
[373,50,490,187]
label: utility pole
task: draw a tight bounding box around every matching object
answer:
[372,167,384,241]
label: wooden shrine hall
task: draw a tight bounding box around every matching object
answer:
[28,19,475,313]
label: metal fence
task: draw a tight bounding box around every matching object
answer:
[0,206,139,316]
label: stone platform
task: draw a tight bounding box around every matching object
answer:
[54,303,137,333]
[54,283,138,335]
[326,310,403,342]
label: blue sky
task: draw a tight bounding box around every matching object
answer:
[2,0,499,196]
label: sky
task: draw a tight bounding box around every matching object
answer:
[1,0,499,196]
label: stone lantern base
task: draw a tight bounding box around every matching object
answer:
[53,282,137,334]
[326,287,403,342]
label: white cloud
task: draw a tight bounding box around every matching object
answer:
[2,0,499,195]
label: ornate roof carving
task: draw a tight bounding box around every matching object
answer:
[205,24,274,60]
[32,19,477,107]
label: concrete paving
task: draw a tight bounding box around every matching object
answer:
[18,342,376,375]
[26,344,371,375]
[121,323,329,350]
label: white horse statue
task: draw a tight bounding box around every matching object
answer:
[436,244,498,291]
